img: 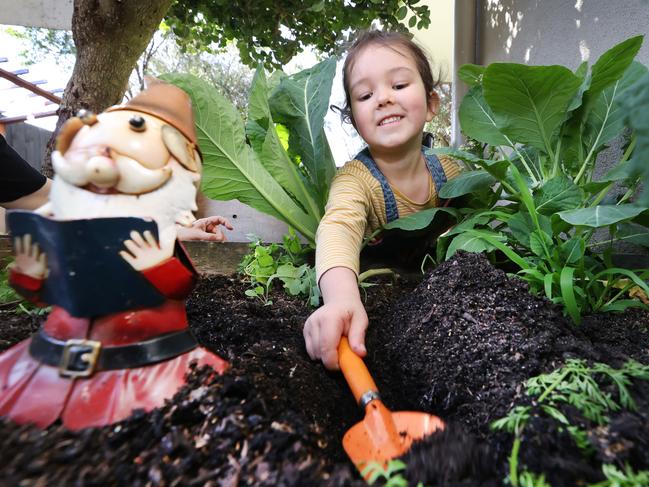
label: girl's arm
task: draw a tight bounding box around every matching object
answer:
[304,168,372,370]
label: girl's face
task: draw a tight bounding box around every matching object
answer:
[348,43,438,156]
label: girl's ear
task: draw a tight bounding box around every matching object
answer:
[426,91,440,121]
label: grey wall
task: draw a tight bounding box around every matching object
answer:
[477,0,649,68]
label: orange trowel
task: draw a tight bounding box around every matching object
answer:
[338,336,445,474]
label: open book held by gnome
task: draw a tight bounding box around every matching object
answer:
[0,80,228,430]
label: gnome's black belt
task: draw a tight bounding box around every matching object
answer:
[29,328,198,378]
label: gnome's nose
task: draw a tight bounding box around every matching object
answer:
[86,155,119,187]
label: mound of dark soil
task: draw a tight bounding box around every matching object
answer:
[370,252,649,486]
[0,252,647,486]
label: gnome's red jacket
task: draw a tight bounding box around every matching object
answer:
[0,245,227,430]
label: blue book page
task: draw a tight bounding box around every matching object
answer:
[7,211,166,317]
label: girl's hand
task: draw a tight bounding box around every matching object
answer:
[120,230,173,271]
[177,216,233,242]
[11,234,48,279]
[303,297,368,370]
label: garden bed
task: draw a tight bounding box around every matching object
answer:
[0,251,648,486]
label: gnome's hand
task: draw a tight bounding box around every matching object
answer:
[10,234,48,279]
[120,230,174,271]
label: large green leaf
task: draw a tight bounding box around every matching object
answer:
[508,211,552,247]
[560,238,585,265]
[444,212,497,237]
[558,205,647,228]
[458,64,485,86]
[586,35,643,102]
[458,85,510,146]
[269,57,337,207]
[483,63,582,155]
[601,159,643,184]
[529,230,553,258]
[616,223,649,248]
[561,38,643,174]
[445,230,504,260]
[163,73,317,243]
[566,61,590,112]
[583,62,648,155]
[622,72,649,205]
[382,207,457,232]
[246,68,322,220]
[533,176,583,215]
[430,147,509,180]
[438,170,495,198]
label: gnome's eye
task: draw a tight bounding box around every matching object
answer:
[129,116,146,132]
[76,109,97,126]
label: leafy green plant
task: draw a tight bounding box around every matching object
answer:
[591,463,649,487]
[239,231,320,307]
[163,57,337,245]
[620,71,649,207]
[0,260,47,314]
[429,35,649,323]
[519,471,551,487]
[492,359,649,486]
[361,459,423,487]
[0,261,21,307]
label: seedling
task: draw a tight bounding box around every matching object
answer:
[361,459,424,487]
[239,231,320,307]
[492,359,649,486]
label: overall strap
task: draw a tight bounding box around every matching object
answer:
[353,146,450,224]
[423,148,447,196]
[355,148,400,223]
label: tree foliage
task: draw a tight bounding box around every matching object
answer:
[5,27,76,71]
[165,0,431,68]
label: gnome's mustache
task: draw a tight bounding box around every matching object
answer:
[52,148,172,195]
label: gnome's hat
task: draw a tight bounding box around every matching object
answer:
[107,79,199,151]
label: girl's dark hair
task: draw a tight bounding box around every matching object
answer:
[332,30,438,126]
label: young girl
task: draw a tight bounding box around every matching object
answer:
[303,30,461,370]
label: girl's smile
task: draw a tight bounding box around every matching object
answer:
[378,115,403,126]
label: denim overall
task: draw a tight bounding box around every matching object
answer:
[355,145,453,268]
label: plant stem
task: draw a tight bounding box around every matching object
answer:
[509,437,522,487]
[499,144,540,185]
[590,183,614,207]
[358,268,395,284]
[552,137,562,178]
[617,185,638,206]
[538,368,571,403]
[361,229,382,250]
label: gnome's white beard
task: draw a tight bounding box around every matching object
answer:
[48,162,199,237]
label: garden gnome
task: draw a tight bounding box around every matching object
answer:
[0,80,228,430]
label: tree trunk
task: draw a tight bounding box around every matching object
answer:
[43,0,173,177]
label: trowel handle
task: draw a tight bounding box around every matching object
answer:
[338,336,379,407]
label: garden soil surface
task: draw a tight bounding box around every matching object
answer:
[0,252,648,486]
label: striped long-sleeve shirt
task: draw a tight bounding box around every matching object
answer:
[315,154,461,282]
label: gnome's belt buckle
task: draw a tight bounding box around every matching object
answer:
[59,339,101,378]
